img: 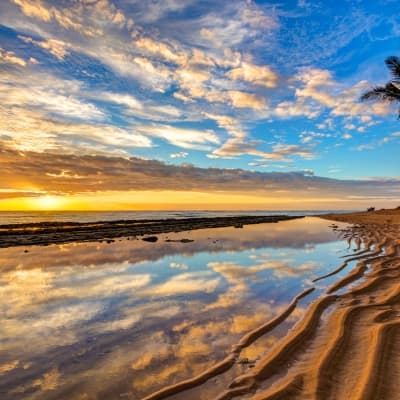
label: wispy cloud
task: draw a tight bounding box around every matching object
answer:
[19,35,69,60]
[0,46,28,66]
[136,124,220,150]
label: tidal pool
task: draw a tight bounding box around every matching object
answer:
[0,217,354,400]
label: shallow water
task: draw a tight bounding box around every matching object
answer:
[0,210,354,225]
[0,217,354,400]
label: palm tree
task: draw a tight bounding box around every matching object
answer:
[360,56,400,117]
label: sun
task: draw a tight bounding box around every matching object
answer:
[34,195,64,210]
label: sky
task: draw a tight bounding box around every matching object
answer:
[0,0,399,210]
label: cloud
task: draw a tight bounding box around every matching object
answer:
[0,107,152,152]
[209,138,315,161]
[170,152,188,159]
[129,0,194,23]
[196,1,278,48]
[106,54,173,92]
[295,68,337,107]
[175,65,212,97]
[173,92,194,103]
[0,47,27,66]
[0,0,397,189]
[137,272,220,297]
[225,90,267,110]
[1,69,103,121]
[202,113,305,161]
[208,259,317,281]
[33,368,61,392]
[274,99,320,119]
[0,144,398,199]
[136,124,220,150]
[289,68,392,121]
[226,62,278,88]
[355,137,392,151]
[12,0,131,36]
[169,262,189,270]
[12,0,52,22]
[101,92,144,110]
[134,36,187,65]
[100,91,186,122]
[19,35,69,60]
[271,144,315,160]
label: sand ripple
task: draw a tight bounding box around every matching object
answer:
[141,220,400,400]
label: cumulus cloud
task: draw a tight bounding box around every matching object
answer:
[226,62,278,88]
[288,68,392,121]
[225,90,267,110]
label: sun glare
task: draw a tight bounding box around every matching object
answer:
[34,195,64,210]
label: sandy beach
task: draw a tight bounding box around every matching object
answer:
[2,0,399,398]
[1,210,399,400]
[141,208,400,400]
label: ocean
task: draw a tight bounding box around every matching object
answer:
[0,210,356,225]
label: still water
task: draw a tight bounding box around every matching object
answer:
[0,217,354,399]
[0,210,355,225]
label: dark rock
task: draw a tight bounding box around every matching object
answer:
[165,238,194,243]
[142,236,158,242]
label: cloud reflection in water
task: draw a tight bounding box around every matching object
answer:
[0,217,349,399]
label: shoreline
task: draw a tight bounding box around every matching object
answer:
[319,207,400,225]
[141,208,400,400]
[0,215,303,248]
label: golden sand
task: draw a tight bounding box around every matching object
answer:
[142,208,400,400]
[321,207,400,225]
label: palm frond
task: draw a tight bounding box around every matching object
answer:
[361,83,400,102]
[359,56,400,118]
[385,56,400,82]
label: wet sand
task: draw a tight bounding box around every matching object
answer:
[0,215,301,248]
[142,209,400,400]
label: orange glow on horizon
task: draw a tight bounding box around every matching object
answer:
[32,195,66,210]
[0,190,396,211]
